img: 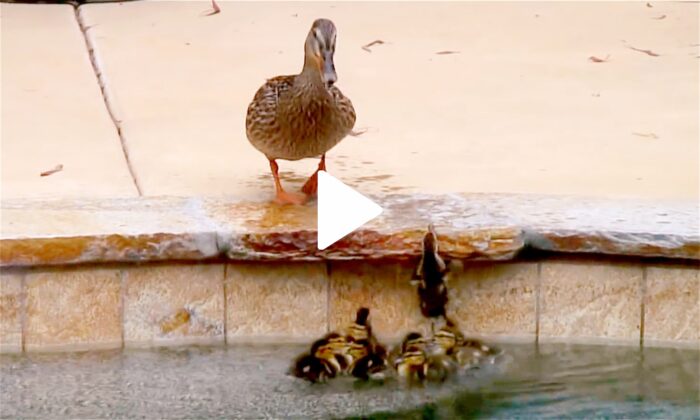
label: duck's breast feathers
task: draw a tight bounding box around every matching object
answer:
[328,85,356,130]
[246,76,295,127]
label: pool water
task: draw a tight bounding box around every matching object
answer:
[1,342,698,419]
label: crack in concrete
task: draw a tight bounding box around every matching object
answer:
[73,5,143,196]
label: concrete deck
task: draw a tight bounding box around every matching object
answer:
[2,1,698,202]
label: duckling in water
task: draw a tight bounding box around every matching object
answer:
[411,224,450,321]
[392,332,455,384]
[394,345,428,385]
[291,332,349,383]
[346,307,387,360]
[347,339,387,380]
[433,317,498,369]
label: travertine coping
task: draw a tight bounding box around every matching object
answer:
[1,193,697,267]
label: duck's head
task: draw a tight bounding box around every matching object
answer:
[304,18,338,88]
[423,224,439,255]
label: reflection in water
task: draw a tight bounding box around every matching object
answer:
[1,343,698,419]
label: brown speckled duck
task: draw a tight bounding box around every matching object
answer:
[246,18,356,205]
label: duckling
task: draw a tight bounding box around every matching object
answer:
[291,336,344,383]
[346,307,387,359]
[246,18,356,205]
[388,331,427,367]
[411,224,450,321]
[347,339,387,380]
[393,345,428,385]
[433,317,498,369]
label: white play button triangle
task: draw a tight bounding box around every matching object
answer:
[317,171,383,250]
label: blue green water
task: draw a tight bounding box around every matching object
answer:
[1,342,698,419]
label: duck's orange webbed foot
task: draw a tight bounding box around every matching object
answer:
[301,154,326,197]
[274,190,308,205]
[269,158,308,205]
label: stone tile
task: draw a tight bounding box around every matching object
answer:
[540,261,643,342]
[329,262,426,342]
[81,1,697,199]
[645,265,699,343]
[123,264,225,347]
[225,263,327,341]
[449,263,537,338]
[25,267,122,351]
[1,4,137,199]
[0,272,24,353]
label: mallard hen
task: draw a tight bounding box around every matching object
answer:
[246,18,356,205]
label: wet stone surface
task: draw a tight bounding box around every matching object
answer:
[0,343,698,419]
[1,194,697,267]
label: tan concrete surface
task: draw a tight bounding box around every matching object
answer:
[449,262,537,339]
[540,261,643,343]
[123,264,225,347]
[80,1,698,199]
[645,265,699,344]
[0,271,23,353]
[24,267,122,352]
[225,263,328,342]
[0,4,138,200]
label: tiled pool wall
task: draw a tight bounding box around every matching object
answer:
[0,257,697,353]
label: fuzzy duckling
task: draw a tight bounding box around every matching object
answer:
[391,332,454,384]
[246,18,356,205]
[433,317,498,369]
[345,307,387,359]
[292,336,342,383]
[393,345,428,385]
[388,331,427,367]
[347,339,387,380]
[411,224,450,321]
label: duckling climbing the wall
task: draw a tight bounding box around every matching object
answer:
[411,224,450,321]
[245,18,356,205]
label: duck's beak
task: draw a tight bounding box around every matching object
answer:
[321,51,337,87]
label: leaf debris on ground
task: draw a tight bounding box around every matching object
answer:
[627,46,660,57]
[651,14,667,20]
[632,132,659,139]
[646,2,653,7]
[436,50,460,55]
[205,0,220,16]
[588,55,610,63]
[40,164,63,177]
[361,40,385,53]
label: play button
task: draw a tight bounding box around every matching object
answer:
[317,171,383,250]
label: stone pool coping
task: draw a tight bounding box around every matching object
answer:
[1,193,697,267]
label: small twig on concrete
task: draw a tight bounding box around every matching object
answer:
[436,50,460,55]
[651,14,667,20]
[588,55,610,63]
[632,132,659,139]
[40,164,64,177]
[205,0,221,16]
[362,40,385,53]
[627,46,660,57]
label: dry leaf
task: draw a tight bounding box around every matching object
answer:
[632,132,659,139]
[646,2,653,7]
[436,50,460,55]
[362,40,385,53]
[205,0,220,16]
[40,164,63,177]
[651,14,666,20]
[628,46,660,57]
[588,55,610,63]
